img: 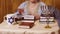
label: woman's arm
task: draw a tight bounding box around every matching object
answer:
[18,2,27,9]
[18,9,24,15]
[15,2,27,15]
[35,2,48,20]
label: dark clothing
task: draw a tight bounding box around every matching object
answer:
[48,6,60,27]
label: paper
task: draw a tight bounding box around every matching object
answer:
[21,20,34,23]
[22,15,34,19]
[40,17,54,21]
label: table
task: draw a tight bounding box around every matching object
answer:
[0,20,59,34]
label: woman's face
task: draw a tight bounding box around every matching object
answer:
[29,0,38,3]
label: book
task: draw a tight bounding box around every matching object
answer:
[40,17,55,22]
[19,22,34,29]
[19,15,35,29]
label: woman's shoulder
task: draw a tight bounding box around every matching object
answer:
[18,1,28,9]
[39,2,46,6]
[20,1,28,5]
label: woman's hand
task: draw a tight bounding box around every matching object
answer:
[33,14,40,20]
[18,9,24,15]
[35,15,40,20]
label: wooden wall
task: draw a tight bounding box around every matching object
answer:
[0,0,60,23]
[0,0,25,23]
[55,0,60,9]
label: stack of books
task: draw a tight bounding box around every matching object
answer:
[19,15,35,29]
[39,17,55,23]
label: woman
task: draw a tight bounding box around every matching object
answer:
[15,0,60,29]
[15,0,48,19]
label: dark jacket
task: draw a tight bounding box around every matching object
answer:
[48,5,60,27]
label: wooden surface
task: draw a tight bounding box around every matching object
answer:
[0,0,25,23]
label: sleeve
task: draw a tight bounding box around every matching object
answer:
[14,2,26,15]
[14,11,20,15]
[54,8,60,27]
[40,2,46,6]
[38,2,48,15]
[18,2,26,9]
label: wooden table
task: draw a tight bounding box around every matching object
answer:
[0,20,59,34]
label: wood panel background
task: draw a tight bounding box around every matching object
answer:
[0,0,60,23]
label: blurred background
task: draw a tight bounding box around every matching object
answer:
[0,0,60,23]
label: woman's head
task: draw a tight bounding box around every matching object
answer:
[29,0,40,3]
